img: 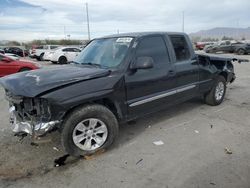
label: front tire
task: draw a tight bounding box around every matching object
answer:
[204,76,226,106]
[39,53,44,61]
[237,49,245,55]
[19,67,31,72]
[61,104,119,156]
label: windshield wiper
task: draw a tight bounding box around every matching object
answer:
[82,62,109,68]
[85,62,102,67]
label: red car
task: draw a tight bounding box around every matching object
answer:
[0,54,40,77]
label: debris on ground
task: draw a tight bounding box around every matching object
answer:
[127,120,137,125]
[153,140,164,146]
[210,124,213,128]
[54,154,70,167]
[224,147,233,154]
[32,138,52,144]
[136,158,143,165]
[148,125,151,128]
[194,130,199,134]
[30,142,39,147]
[53,147,59,152]
[14,132,28,142]
[210,182,216,185]
[83,149,106,160]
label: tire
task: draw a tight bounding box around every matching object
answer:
[61,104,119,157]
[205,47,212,53]
[19,67,31,72]
[237,49,245,55]
[204,76,226,106]
[39,53,44,61]
[58,56,67,64]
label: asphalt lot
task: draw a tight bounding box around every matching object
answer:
[1,54,250,188]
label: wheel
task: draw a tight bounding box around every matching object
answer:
[205,47,212,53]
[58,56,67,64]
[61,104,119,156]
[19,67,31,72]
[237,49,245,55]
[39,53,44,61]
[204,76,226,106]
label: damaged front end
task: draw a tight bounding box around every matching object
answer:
[5,90,59,137]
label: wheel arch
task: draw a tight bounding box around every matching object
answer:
[19,67,32,72]
[219,71,228,82]
[61,97,123,124]
[58,55,67,62]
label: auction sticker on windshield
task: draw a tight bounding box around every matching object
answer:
[116,37,133,43]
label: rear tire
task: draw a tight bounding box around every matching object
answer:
[61,104,119,157]
[58,56,67,64]
[204,76,226,106]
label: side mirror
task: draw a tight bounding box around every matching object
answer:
[131,56,154,70]
[2,57,11,63]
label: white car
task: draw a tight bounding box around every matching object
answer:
[30,45,60,61]
[48,47,81,64]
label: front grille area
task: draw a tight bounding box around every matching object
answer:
[5,90,51,122]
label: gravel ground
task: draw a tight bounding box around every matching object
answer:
[0,54,250,188]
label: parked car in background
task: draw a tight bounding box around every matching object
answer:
[195,42,215,50]
[0,49,5,54]
[4,47,29,57]
[30,45,60,61]
[204,41,244,53]
[49,47,81,64]
[234,43,250,55]
[0,54,40,77]
[4,53,20,60]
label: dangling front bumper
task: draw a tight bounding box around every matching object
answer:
[9,105,59,136]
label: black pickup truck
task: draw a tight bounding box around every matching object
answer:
[1,32,237,156]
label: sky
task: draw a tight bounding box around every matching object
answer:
[0,0,249,41]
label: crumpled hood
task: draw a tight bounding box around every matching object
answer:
[0,65,110,97]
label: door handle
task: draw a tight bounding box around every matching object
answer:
[168,70,175,77]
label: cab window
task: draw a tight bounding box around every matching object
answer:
[169,35,191,62]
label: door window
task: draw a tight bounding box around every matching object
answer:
[136,36,170,66]
[131,36,170,82]
[169,35,191,62]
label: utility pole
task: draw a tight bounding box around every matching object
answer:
[85,2,90,40]
[236,19,240,39]
[63,26,66,40]
[117,29,120,34]
[182,11,185,32]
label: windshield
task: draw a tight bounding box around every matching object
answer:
[74,37,133,68]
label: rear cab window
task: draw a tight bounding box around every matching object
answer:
[169,35,191,62]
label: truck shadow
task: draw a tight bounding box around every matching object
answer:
[117,98,203,146]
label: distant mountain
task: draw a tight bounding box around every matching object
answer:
[189,27,250,39]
